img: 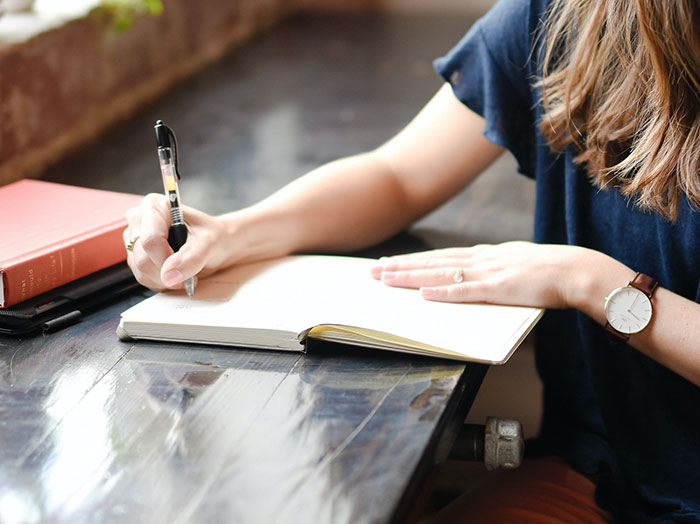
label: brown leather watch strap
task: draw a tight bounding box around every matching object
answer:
[629,272,659,298]
[606,322,629,342]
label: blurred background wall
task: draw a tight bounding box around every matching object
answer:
[0,0,496,186]
[338,0,495,11]
[384,0,495,10]
[304,0,496,11]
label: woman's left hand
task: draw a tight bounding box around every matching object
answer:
[371,241,627,310]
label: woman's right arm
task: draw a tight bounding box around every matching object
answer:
[125,83,505,290]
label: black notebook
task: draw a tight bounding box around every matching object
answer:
[0,263,142,335]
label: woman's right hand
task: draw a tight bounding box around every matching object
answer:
[123,193,235,291]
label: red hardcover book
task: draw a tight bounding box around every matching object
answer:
[0,179,142,308]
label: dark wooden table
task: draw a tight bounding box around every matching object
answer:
[0,11,535,524]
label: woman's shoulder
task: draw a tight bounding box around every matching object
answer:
[470,0,551,76]
[480,0,550,23]
[477,0,551,37]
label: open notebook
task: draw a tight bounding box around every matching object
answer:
[117,255,543,364]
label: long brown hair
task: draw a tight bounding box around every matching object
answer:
[539,0,700,219]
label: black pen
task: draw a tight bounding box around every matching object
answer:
[154,120,195,298]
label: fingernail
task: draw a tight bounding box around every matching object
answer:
[381,271,397,283]
[163,269,184,286]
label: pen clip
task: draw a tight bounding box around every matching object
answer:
[165,124,181,180]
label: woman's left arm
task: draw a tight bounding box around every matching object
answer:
[372,242,700,387]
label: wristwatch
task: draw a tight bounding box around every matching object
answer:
[604,272,658,342]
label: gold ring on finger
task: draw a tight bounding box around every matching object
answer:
[126,235,140,252]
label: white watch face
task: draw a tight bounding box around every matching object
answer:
[605,286,653,335]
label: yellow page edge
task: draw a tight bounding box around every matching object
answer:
[301,307,544,365]
[302,324,486,363]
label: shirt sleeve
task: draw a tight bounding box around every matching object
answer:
[434,0,543,177]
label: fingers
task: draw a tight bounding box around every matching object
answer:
[160,240,207,287]
[138,193,172,269]
[375,263,498,304]
[127,249,169,291]
[380,245,489,262]
[421,281,496,303]
[124,193,178,290]
[370,246,489,279]
[124,194,221,292]
[370,246,496,304]
[379,266,477,288]
[161,207,223,286]
[371,258,459,278]
[381,247,475,260]
[371,241,566,307]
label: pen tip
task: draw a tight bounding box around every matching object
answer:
[184,278,195,298]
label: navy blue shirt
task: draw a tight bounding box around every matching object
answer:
[435,0,700,521]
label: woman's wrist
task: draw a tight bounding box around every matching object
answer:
[566,248,635,324]
[215,205,301,268]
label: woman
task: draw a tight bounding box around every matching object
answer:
[125,0,700,521]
